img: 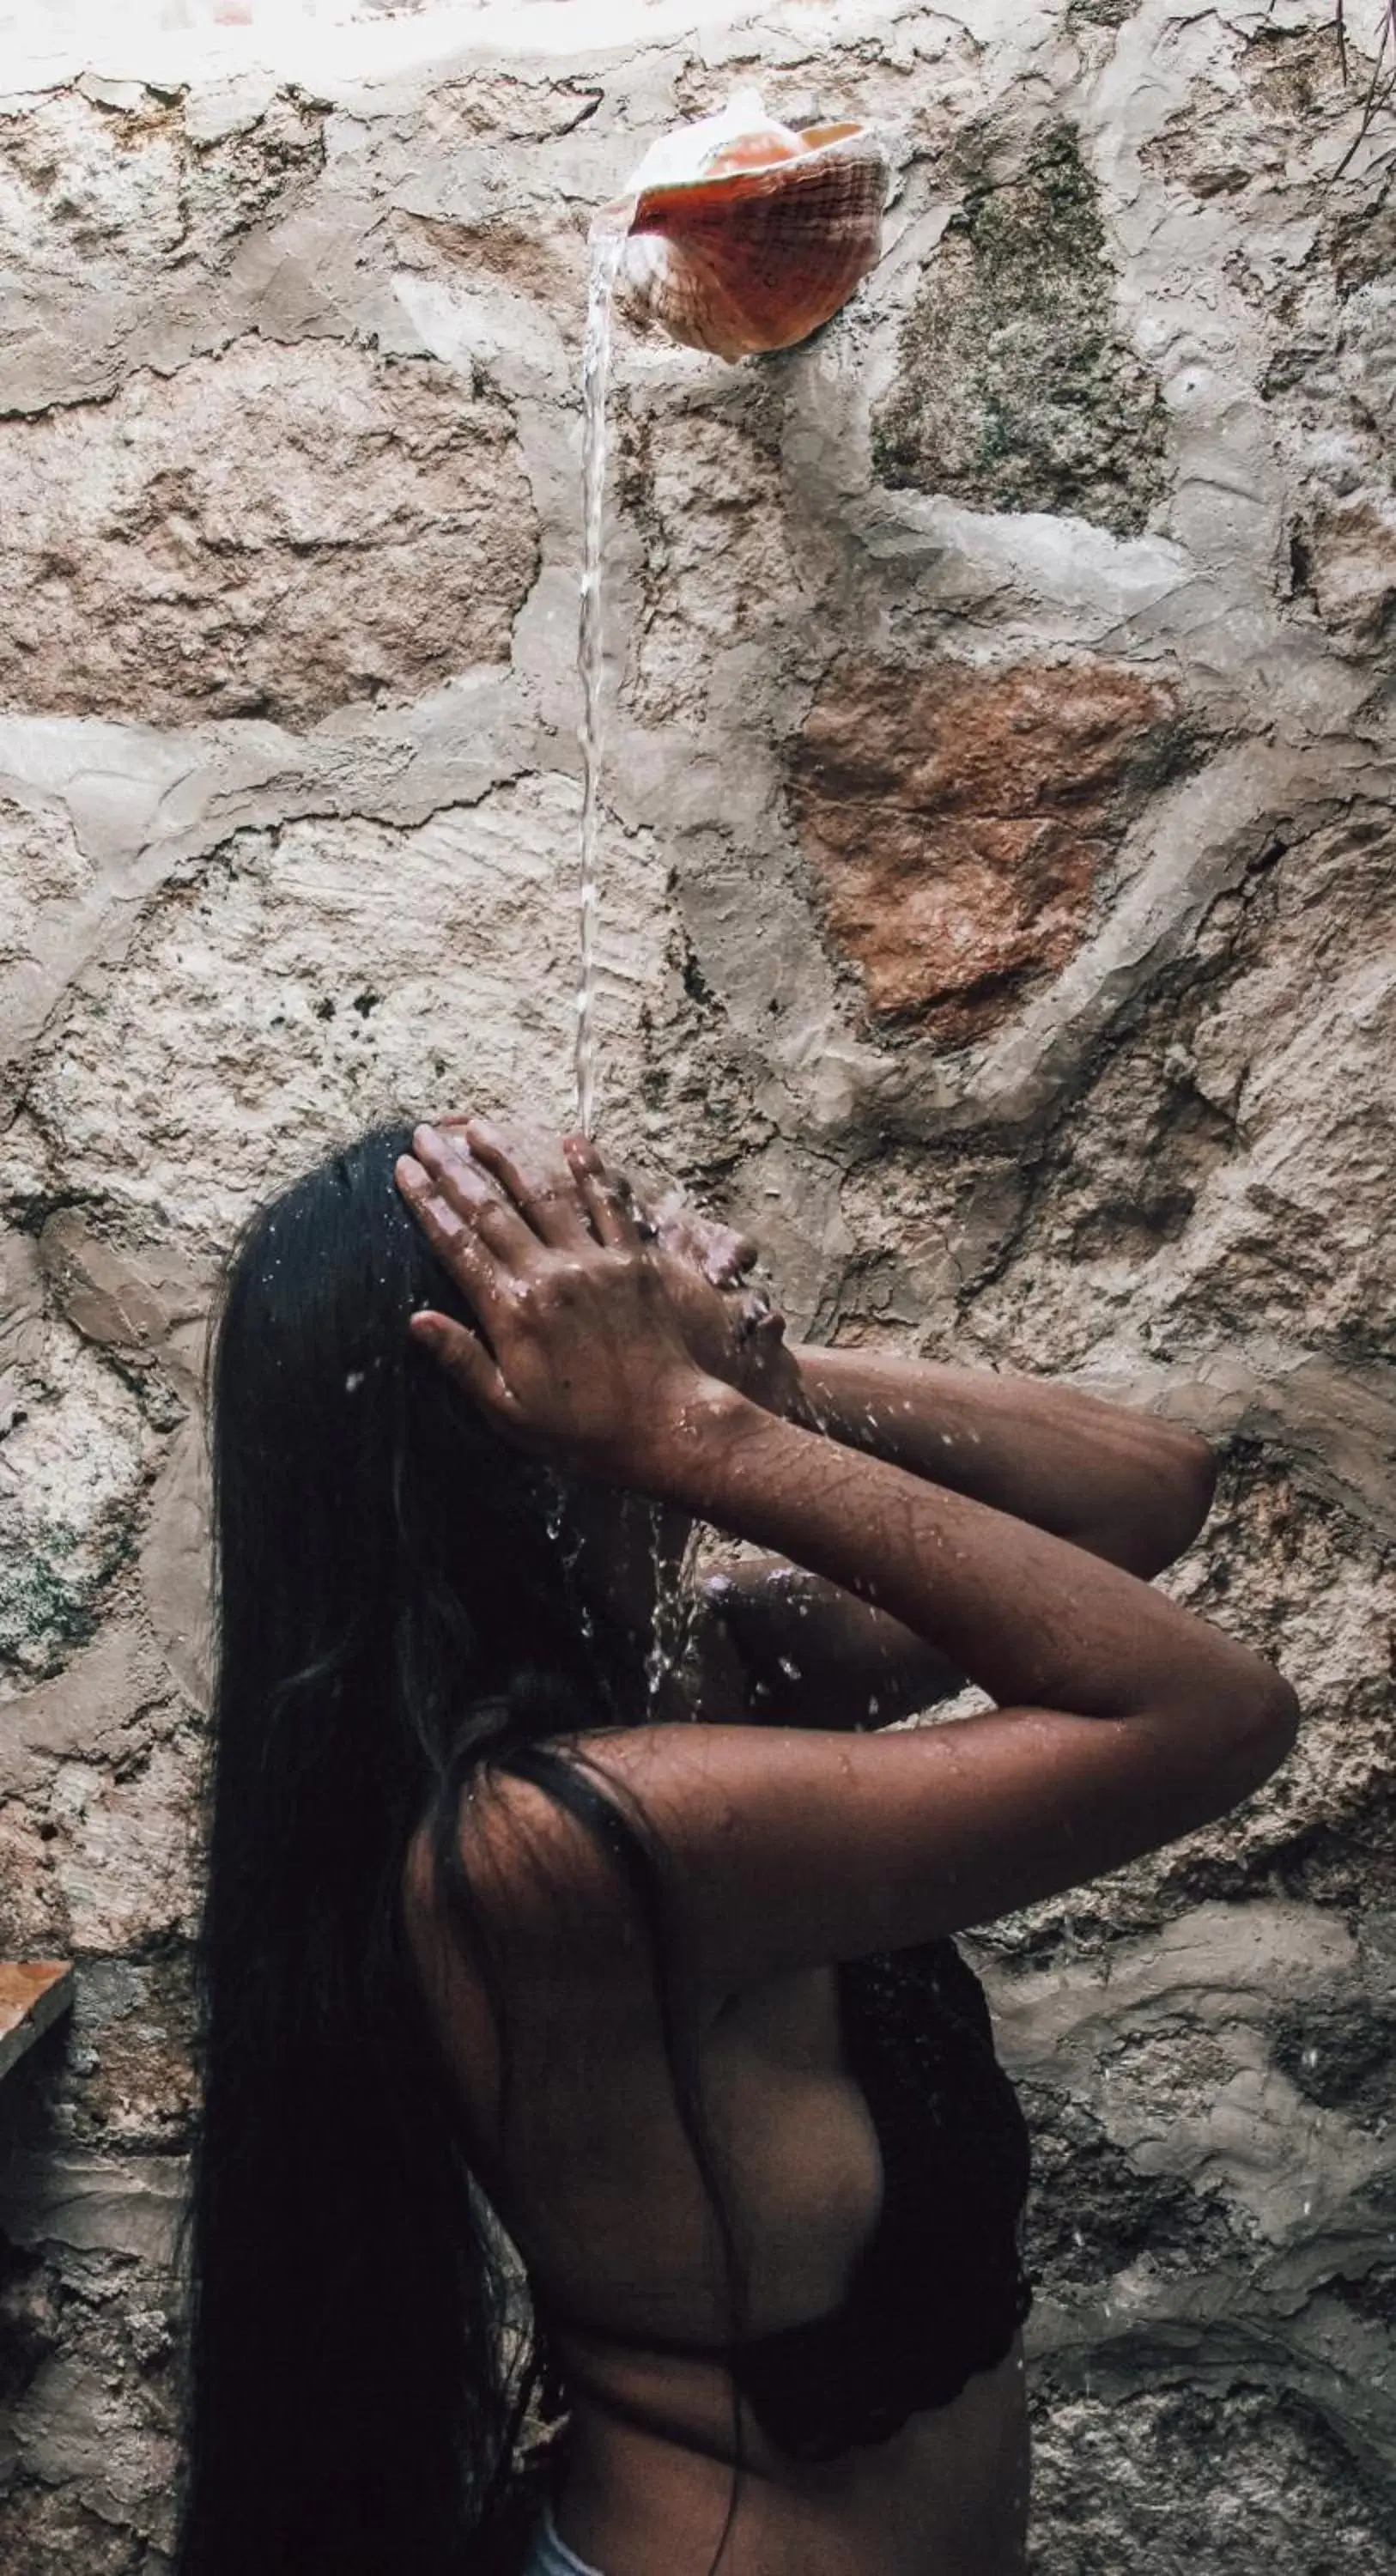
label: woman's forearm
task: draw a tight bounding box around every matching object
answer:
[649,1385,1280,1745]
[791,1346,1216,1578]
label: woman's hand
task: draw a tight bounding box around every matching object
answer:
[395,1121,734,1485]
[431,1115,804,1424]
[643,1188,808,1425]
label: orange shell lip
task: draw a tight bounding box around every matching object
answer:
[624,123,883,236]
[792,120,866,149]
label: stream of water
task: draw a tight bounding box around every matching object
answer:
[574,211,629,1140]
[574,208,701,1716]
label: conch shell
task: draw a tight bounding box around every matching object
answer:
[608,89,889,362]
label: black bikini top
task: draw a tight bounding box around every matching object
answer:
[543,1938,1032,2464]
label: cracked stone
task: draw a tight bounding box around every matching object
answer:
[622,410,810,727]
[0,82,329,409]
[0,1625,195,1957]
[1271,1999,1396,2129]
[1020,2079,1247,2292]
[1031,2379,1396,2575]
[967,805,1396,1367]
[25,780,672,1249]
[0,84,324,281]
[1307,492,1396,649]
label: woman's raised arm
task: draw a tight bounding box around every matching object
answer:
[397,1123,1298,1996]
[792,1346,1216,1577]
[571,1388,1295,1990]
[698,1354,1217,1726]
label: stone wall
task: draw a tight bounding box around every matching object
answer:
[0,1,1392,2567]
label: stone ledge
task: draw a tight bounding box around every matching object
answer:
[0,1961,74,2085]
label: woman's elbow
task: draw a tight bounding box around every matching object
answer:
[1107,1429,1218,1577]
[1223,1666,1302,1801]
[1177,1429,1219,1542]
[1154,1428,1219,1564]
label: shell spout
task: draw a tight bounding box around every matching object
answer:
[607,98,891,362]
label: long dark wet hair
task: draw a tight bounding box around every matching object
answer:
[175,1124,734,2576]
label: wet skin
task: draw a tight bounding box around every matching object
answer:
[397,1117,1300,2576]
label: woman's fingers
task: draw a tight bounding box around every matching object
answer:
[564,1133,641,1250]
[410,1124,536,1267]
[395,1151,513,1335]
[409,1309,525,1431]
[458,1114,595,1249]
[430,1111,645,1255]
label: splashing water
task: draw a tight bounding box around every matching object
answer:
[574,211,629,1139]
[646,1508,705,1716]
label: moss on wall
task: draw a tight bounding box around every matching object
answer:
[873,125,1169,535]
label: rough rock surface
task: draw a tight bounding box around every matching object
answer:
[0,3,1392,2572]
[873,122,1171,534]
[0,338,538,725]
[792,655,1183,1033]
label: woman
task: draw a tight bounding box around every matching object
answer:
[176,1112,1297,2576]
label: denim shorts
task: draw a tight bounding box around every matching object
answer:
[520,2507,608,2576]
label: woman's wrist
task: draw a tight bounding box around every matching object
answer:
[632,1378,790,1511]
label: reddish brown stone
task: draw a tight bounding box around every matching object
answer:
[791,659,1179,1042]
